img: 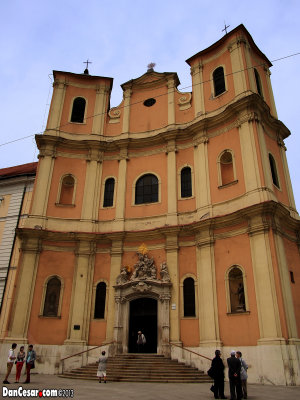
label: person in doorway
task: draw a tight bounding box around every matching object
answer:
[24,344,36,383]
[236,351,248,399]
[15,346,26,383]
[137,330,146,352]
[227,350,242,400]
[97,351,108,383]
[3,343,17,384]
[210,349,227,399]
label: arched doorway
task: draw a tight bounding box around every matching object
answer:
[128,298,157,353]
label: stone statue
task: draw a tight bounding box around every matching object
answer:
[116,267,129,285]
[131,252,158,280]
[237,283,245,310]
[160,262,170,282]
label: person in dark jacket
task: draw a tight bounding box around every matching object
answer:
[227,350,242,400]
[210,350,227,399]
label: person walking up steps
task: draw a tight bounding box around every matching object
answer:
[97,351,108,383]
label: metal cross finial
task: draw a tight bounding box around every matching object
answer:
[83,59,92,69]
[222,22,230,35]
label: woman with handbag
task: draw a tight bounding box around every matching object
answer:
[24,344,36,383]
[15,346,25,383]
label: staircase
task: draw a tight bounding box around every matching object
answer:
[59,353,211,383]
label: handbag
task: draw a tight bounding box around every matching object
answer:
[31,361,35,369]
[207,367,214,378]
[210,385,215,393]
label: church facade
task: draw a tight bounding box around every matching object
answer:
[1,24,299,385]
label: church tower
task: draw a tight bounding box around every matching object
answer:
[1,24,299,385]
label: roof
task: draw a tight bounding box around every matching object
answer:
[186,24,272,67]
[53,70,114,91]
[0,162,38,180]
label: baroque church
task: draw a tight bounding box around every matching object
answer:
[0,24,299,385]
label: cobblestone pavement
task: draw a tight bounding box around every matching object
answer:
[1,375,300,399]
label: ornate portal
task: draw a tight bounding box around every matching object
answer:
[113,246,172,355]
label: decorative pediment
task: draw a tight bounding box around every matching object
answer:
[121,70,180,91]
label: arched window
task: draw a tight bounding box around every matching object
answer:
[135,174,158,204]
[94,282,106,319]
[213,67,226,97]
[103,178,115,207]
[228,267,246,313]
[220,151,234,185]
[269,154,280,188]
[183,277,196,317]
[59,175,75,205]
[254,69,263,97]
[181,167,192,198]
[71,97,86,123]
[43,277,61,317]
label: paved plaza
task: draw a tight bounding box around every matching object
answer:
[1,375,300,400]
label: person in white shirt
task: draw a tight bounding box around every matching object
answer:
[236,351,248,399]
[3,343,17,384]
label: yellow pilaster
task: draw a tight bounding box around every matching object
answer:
[166,232,181,345]
[115,148,128,229]
[256,121,275,197]
[122,89,132,133]
[5,237,41,343]
[238,115,261,193]
[264,68,278,118]
[190,62,205,117]
[196,230,221,347]
[92,84,109,135]
[272,219,298,340]
[243,42,256,92]
[65,241,95,345]
[166,140,178,226]
[46,81,67,131]
[167,79,175,125]
[193,135,211,214]
[81,150,103,223]
[248,216,284,343]
[30,146,55,219]
[229,39,247,96]
[105,238,123,343]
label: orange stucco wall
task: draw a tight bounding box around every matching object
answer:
[27,250,74,345]
[214,234,260,346]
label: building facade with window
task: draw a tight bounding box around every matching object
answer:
[1,24,299,385]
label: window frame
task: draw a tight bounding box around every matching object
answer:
[180,274,198,318]
[69,96,87,124]
[103,177,116,208]
[92,280,108,320]
[132,172,161,206]
[179,165,193,199]
[268,152,280,189]
[39,275,64,318]
[225,265,249,314]
[217,149,237,188]
[212,66,226,97]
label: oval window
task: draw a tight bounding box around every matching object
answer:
[143,98,156,107]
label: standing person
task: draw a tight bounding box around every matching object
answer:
[97,351,108,383]
[15,346,26,383]
[236,351,248,399]
[3,343,17,384]
[24,344,36,383]
[137,331,146,352]
[227,350,242,400]
[210,350,227,399]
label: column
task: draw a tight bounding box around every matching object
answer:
[122,88,132,133]
[165,232,181,346]
[264,67,278,119]
[193,135,211,214]
[166,140,178,226]
[277,138,297,214]
[46,81,67,132]
[30,145,55,219]
[167,78,175,125]
[243,42,256,92]
[248,216,283,342]
[81,149,103,222]
[238,114,262,193]
[228,39,247,96]
[272,218,298,341]
[5,237,41,343]
[115,147,128,230]
[105,238,123,344]
[196,230,221,347]
[65,240,95,345]
[190,62,205,118]
[92,84,109,135]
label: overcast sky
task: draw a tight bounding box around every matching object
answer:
[0,0,299,210]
